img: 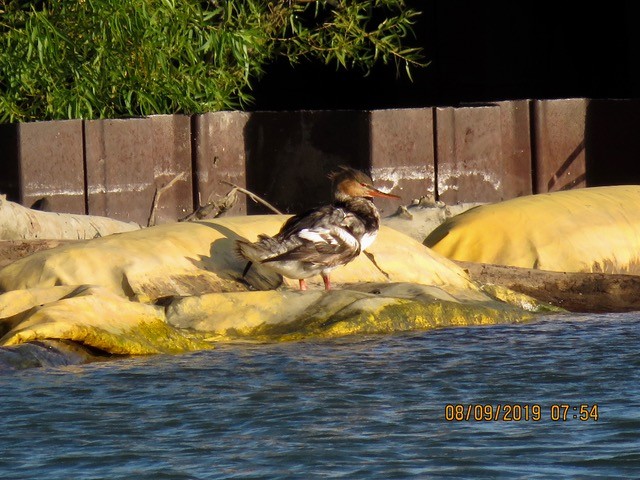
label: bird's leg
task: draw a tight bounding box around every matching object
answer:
[299,279,308,291]
[322,274,331,291]
[242,261,253,277]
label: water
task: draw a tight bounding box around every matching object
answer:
[1,313,639,479]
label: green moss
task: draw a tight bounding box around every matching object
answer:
[54,320,214,355]
[222,296,537,342]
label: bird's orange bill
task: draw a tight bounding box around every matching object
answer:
[366,187,401,199]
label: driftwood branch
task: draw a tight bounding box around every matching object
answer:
[148,172,187,227]
[458,260,640,313]
[180,182,282,222]
[219,181,283,215]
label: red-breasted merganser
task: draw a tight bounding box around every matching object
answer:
[236,166,400,290]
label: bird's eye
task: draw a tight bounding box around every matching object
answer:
[360,183,368,187]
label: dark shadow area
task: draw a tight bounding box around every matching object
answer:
[243,111,370,215]
[186,221,248,274]
[0,340,112,371]
[251,2,639,111]
[187,221,282,290]
[585,100,640,186]
[0,123,21,202]
[548,140,585,191]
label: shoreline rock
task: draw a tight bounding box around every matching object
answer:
[458,261,640,313]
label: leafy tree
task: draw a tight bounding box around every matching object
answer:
[0,0,423,122]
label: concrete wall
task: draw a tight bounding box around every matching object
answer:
[1,98,638,225]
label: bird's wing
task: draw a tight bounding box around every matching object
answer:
[264,205,365,266]
[277,205,338,238]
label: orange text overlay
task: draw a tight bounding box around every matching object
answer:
[444,404,599,422]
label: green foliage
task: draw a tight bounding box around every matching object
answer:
[0,0,423,122]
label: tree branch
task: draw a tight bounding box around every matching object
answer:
[220,181,283,214]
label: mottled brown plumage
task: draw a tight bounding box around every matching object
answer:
[236,166,400,290]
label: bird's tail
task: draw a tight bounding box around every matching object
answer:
[235,235,276,263]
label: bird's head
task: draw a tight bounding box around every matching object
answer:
[328,166,401,202]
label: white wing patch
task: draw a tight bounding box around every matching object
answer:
[360,231,377,251]
[298,228,335,245]
[332,227,361,251]
[298,227,360,251]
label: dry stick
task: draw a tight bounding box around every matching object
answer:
[219,181,283,215]
[148,172,187,227]
[210,187,238,218]
[180,187,238,222]
[181,182,283,222]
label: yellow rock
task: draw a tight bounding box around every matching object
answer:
[0,215,548,357]
[0,215,476,300]
[0,286,211,355]
[0,282,543,355]
[164,282,538,342]
[425,185,640,274]
[0,285,79,319]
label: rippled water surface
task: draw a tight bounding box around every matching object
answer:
[1,313,640,479]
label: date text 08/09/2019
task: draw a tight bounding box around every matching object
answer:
[444,404,599,422]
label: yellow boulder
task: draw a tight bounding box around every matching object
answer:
[0,215,553,358]
[0,215,476,300]
[165,282,542,342]
[425,185,640,273]
[0,286,211,355]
